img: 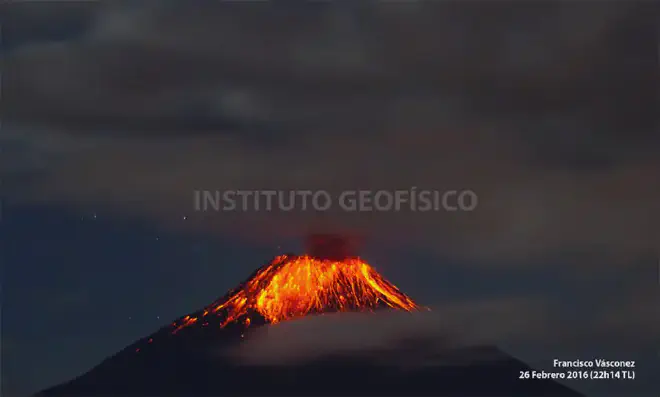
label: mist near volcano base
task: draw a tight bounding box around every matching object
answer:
[222,295,660,368]
[221,303,543,366]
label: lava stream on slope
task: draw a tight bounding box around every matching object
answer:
[170,254,420,335]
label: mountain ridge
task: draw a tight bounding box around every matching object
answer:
[37,254,584,397]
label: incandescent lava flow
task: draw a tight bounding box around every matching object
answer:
[170,234,420,335]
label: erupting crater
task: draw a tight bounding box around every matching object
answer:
[172,234,419,334]
[169,235,419,335]
[171,254,420,334]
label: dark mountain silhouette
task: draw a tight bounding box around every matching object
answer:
[38,252,583,397]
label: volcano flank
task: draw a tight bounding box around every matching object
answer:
[172,253,419,335]
[38,247,583,397]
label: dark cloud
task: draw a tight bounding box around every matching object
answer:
[1,2,97,50]
[6,2,657,137]
[4,2,659,264]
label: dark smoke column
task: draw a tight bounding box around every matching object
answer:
[305,233,361,260]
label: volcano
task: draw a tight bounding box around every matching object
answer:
[172,253,419,334]
[38,248,583,397]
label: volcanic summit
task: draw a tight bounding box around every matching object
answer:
[38,235,583,397]
[167,234,418,335]
[173,253,419,333]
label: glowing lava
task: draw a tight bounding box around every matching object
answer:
[171,255,419,334]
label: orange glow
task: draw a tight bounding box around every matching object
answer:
[170,255,419,334]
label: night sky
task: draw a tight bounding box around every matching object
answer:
[2,2,659,396]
